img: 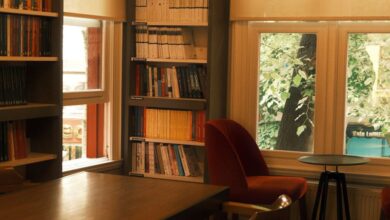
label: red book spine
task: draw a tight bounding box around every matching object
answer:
[135,64,140,96]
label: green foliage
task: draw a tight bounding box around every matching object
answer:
[257,33,315,148]
[347,34,390,135]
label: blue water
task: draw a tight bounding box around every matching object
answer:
[346,137,390,157]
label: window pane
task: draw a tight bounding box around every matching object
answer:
[63,104,106,161]
[257,33,317,152]
[345,33,390,158]
[63,17,102,92]
[63,105,87,161]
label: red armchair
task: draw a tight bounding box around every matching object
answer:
[382,187,390,220]
[205,119,307,219]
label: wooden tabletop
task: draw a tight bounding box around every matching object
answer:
[298,154,369,166]
[0,172,228,220]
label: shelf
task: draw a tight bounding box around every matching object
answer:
[129,136,205,147]
[131,57,207,64]
[132,21,208,27]
[129,96,207,110]
[0,103,60,121]
[129,172,203,183]
[0,8,59,17]
[0,56,58,61]
[0,153,57,168]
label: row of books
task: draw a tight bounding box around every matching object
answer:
[0,120,29,162]
[0,14,51,56]
[133,108,206,142]
[136,26,203,59]
[135,0,208,23]
[131,142,203,177]
[0,0,52,11]
[135,64,206,99]
[0,65,27,106]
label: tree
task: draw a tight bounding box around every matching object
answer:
[275,34,316,151]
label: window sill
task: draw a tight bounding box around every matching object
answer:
[269,166,390,188]
[63,158,122,176]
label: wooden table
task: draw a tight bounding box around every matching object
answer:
[299,154,369,220]
[0,172,228,220]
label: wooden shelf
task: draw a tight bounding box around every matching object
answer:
[129,172,203,183]
[131,57,207,64]
[129,96,207,110]
[0,153,57,168]
[0,56,58,61]
[129,136,204,147]
[0,8,59,17]
[132,21,208,27]
[0,103,60,121]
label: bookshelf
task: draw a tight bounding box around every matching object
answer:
[122,0,229,183]
[0,0,63,182]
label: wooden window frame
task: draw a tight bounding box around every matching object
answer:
[229,21,390,183]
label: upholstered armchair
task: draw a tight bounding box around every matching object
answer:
[205,119,308,219]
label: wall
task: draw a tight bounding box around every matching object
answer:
[230,0,390,21]
[64,0,126,21]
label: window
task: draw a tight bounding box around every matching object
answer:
[230,21,390,177]
[62,16,121,171]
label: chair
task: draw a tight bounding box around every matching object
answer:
[205,119,308,220]
[223,194,292,220]
[381,187,390,220]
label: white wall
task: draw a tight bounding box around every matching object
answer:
[230,0,390,20]
[64,0,126,21]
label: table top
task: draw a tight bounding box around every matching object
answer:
[0,172,228,220]
[298,154,369,166]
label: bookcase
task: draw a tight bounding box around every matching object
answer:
[122,0,229,183]
[0,0,62,182]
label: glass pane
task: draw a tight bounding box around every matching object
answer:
[63,105,87,161]
[345,33,390,158]
[63,17,102,92]
[257,33,317,152]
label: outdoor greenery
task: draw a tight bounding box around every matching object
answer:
[347,34,390,135]
[258,33,315,150]
[257,32,390,151]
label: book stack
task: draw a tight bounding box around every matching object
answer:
[135,0,208,23]
[136,26,201,59]
[135,64,207,99]
[0,0,52,11]
[131,142,203,177]
[0,120,29,162]
[0,14,51,56]
[0,64,27,106]
[133,108,206,142]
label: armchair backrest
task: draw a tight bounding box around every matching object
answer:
[205,119,270,188]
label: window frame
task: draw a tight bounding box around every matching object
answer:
[229,21,390,180]
[334,22,390,176]
[62,15,122,166]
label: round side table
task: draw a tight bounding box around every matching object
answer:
[298,154,369,220]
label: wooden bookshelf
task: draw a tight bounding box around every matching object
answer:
[0,1,63,182]
[122,0,229,183]
[129,172,203,183]
[0,56,58,61]
[129,136,205,147]
[131,57,207,64]
[0,103,60,121]
[0,153,57,168]
[129,96,206,110]
[0,8,59,17]
[133,21,208,27]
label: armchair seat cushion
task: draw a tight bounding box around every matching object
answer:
[230,176,307,204]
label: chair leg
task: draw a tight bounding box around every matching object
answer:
[299,195,307,220]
